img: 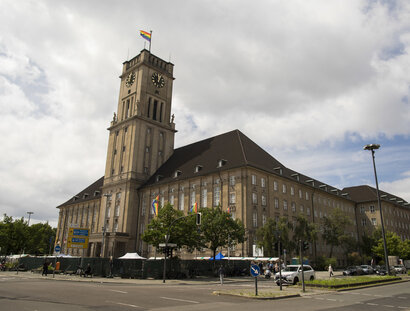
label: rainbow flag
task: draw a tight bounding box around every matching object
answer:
[140,30,151,42]
[190,202,198,213]
[152,195,159,216]
[227,206,230,213]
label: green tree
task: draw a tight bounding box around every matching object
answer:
[399,239,410,260]
[293,215,317,249]
[200,207,245,262]
[321,208,352,258]
[256,217,294,257]
[372,231,402,259]
[0,214,56,255]
[141,203,202,253]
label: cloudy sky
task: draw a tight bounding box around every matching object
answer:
[1,0,409,227]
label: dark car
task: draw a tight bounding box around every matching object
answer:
[343,266,364,276]
[375,265,395,276]
[360,265,374,274]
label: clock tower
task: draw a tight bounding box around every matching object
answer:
[99,49,176,257]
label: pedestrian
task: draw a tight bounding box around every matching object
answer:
[218,265,225,285]
[328,264,334,277]
[84,264,92,277]
[42,261,48,276]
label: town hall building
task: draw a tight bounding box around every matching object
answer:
[55,50,410,266]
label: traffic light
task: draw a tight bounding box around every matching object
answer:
[196,212,201,225]
[302,241,309,251]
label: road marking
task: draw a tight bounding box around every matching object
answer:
[327,299,337,301]
[398,307,409,309]
[160,296,199,304]
[109,289,128,294]
[397,297,407,299]
[382,305,395,308]
[366,303,378,306]
[116,302,142,308]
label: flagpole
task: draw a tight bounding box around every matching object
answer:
[149,30,152,53]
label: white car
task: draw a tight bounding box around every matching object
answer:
[274,265,315,285]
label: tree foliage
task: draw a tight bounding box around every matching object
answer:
[256,217,294,257]
[0,214,56,255]
[321,208,352,257]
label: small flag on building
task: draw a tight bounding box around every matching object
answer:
[152,195,159,216]
[190,202,198,213]
[139,30,151,42]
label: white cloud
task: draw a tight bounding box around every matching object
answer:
[1,0,409,224]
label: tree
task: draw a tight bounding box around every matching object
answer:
[372,231,402,259]
[0,214,56,255]
[321,208,352,258]
[200,207,245,262]
[141,203,202,252]
[256,217,294,257]
[293,215,317,248]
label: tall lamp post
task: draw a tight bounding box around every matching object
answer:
[364,144,390,275]
[27,212,34,226]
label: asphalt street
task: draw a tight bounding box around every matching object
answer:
[0,272,409,311]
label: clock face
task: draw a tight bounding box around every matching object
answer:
[125,72,135,87]
[151,72,165,88]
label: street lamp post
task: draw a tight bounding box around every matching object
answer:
[364,144,390,275]
[27,212,34,226]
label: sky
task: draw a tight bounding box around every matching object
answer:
[1,0,409,227]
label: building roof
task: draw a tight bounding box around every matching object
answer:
[57,176,104,208]
[142,130,350,199]
[343,185,409,208]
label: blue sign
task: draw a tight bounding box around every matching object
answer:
[250,264,260,277]
[54,245,61,252]
[71,237,86,243]
[72,229,89,236]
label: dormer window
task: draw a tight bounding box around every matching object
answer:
[73,195,79,202]
[94,191,100,196]
[217,159,227,168]
[173,170,182,178]
[155,175,163,182]
[195,165,203,173]
[273,167,282,175]
[83,193,89,199]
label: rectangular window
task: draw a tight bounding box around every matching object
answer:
[179,192,184,210]
[170,194,174,206]
[282,184,287,193]
[291,202,296,212]
[305,192,309,200]
[360,206,365,213]
[261,178,266,188]
[201,188,207,207]
[370,205,375,213]
[371,218,377,226]
[307,207,311,216]
[253,211,258,227]
[299,189,303,198]
[290,186,294,196]
[252,192,258,204]
[114,192,121,217]
[283,200,288,210]
[261,194,266,206]
[231,211,236,220]
[229,176,235,186]
[361,219,366,226]
[274,198,279,209]
[251,175,257,185]
[153,99,158,120]
[229,193,236,204]
[214,186,220,206]
[274,181,278,191]
[114,220,118,232]
[190,190,196,207]
[262,214,267,226]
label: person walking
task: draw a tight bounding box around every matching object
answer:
[42,261,49,276]
[328,264,334,277]
[218,265,225,285]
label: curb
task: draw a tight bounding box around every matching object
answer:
[212,291,300,300]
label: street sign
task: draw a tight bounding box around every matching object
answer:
[250,264,260,277]
[67,227,89,249]
[54,245,61,253]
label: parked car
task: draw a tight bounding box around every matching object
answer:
[343,266,364,276]
[274,264,315,285]
[360,265,375,274]
[375,265,395,275]
[393,265,407,274]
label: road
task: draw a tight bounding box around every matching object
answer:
[0,273,409,310]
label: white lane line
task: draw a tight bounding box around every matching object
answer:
[397,297,407,299]
[116,302,142,308]
[160,296,199,304]
[398,307,409,309]
[382,305,395,308]
[366,303,378,306]
[327,299,337,301]
[109,289,128,294]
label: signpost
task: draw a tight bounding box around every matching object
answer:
[250,264,260,296]
[67,227,89,249]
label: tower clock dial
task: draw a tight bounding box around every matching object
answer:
[151,72,165,88]
[125,72,135,87]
